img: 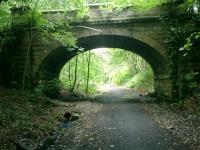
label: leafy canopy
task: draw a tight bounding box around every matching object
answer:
[60,48,153,94]
[0,0,88,31]
[87,0,168,9]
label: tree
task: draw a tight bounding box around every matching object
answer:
[22,0,40,89]
[85,50,91,95]
[71,54,79,92]
[60,48,153,95]
[68,60,72,89]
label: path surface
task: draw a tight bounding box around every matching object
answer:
[50,85,189,150]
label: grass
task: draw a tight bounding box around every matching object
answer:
[126,68,154,93]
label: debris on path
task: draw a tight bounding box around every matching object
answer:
[144,103,200,150]
[15,138,37,150]
[48,101,189,150]
[1,87,199,150]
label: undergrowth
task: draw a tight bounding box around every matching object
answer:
[126,68,154,93]
[0,87,65,150]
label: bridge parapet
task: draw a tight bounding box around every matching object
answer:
[42,5,167,24]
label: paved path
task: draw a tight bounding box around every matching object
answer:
[50,86,189,150]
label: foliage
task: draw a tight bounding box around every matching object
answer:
[126,68,154,93]
[177,0,200,13]
[160,0,200,111]
[60,48,153,95]
[111,65,132,85]
[0,0,88,46]
[183,71,199,97]
[36,0,88,18]
[163,0,200,101]
[0,0,90,88]
[181,31,200,102]
[0,1,11,32]
[126,0,168,9]
[108,49,148,75]
[1,0,198,101]
[60,50,103,95]
[183,31,200,56]
[52,30,77,47]
[87,0,168,10]
[36,79,61,99]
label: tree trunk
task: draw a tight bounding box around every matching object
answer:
[71,54,79,92]
[22,0,40,89]
[86,51,91,95]
[68,60,72,89]
[0,30,7,54]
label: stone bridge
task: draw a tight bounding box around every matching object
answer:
[2,5,173,98]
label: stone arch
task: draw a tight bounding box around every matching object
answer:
[73,25,168,60]
[37,34,168,82]
[36,34,172,97]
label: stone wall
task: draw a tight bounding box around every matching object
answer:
[155,75,172,98]
[178,48,200,99]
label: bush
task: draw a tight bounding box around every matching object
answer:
[126,68,154,93]
[35,79,61,99]
[112,66,132,85]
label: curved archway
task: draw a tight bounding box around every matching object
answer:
[37,35,168,81]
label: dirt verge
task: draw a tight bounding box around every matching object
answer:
[143,103,200,150]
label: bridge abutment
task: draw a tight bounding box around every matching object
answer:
[155,75,172,99]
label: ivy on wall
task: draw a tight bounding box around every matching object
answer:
[163,0,200,101]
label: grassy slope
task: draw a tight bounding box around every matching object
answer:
[126,68,154,93]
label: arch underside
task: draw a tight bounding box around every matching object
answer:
[37,35,168,81]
